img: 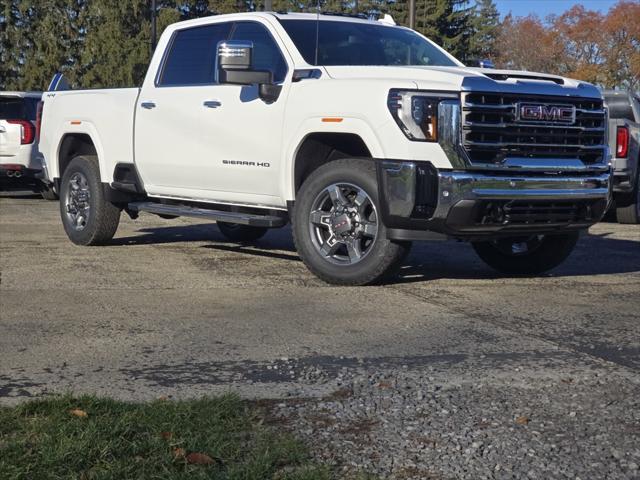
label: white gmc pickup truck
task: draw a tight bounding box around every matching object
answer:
[39,12,611,285]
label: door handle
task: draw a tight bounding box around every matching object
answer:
[0,126,6,133]
[140,101,156,109]
[203,100,222,109]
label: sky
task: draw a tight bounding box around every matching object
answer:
[493,0,621,19]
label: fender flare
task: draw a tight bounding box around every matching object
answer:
[282,117,385,201]
[54,122,109,182]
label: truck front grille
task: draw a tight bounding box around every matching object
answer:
[462,92,607,167]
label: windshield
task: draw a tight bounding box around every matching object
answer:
[280,19,459,67]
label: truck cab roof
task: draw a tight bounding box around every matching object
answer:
[169,11,398,31]
[268,12,390,24]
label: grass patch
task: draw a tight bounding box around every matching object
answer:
[0,394,330,480]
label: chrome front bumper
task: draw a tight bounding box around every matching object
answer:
[377,161,611,240]
[434,171,610,213]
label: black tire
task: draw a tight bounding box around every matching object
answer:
[616,169,639,224]
[472,232,579,275]
[39,182,58,201]
[59,155,120,245]
[217,222,268,242]
[292,158,411,286]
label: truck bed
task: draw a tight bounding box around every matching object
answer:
[39,88,140,182]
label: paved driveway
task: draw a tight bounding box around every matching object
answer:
[1,191,639,478]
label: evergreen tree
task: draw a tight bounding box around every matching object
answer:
[78,1,151,88]
[413,0,472,61]
[0,0,32,89]
[1,0,86,91]
[209,0,254,14]
[389,0,410,26]
[468,0,499,62]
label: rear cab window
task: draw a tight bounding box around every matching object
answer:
[0,97,38,120]
[605,95,638,122]
[158,23,233,86]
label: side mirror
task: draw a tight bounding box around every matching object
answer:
[217,40,278,92]
[478,59,495,69]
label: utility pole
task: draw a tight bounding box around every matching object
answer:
[264,0,273,11]
[150,0,157,55]
[409,0,416,29]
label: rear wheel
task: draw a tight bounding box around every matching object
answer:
[293,158,411,285]
[60,155,120,245]
[472,232,579,275]
[217,222,268,242]
[616,169,640,224]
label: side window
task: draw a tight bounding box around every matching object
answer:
[159,23,232,86]
[231,22,288,83]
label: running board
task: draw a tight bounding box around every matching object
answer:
[128,201,287,227]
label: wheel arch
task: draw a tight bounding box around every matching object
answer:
[283,119,384,201]
[56,127,107,183]
[285,130,381,200]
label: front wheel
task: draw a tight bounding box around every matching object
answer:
[472,232,579,275]
[293,158,411,286]
[60,155,121,245]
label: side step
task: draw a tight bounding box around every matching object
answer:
[128,201,287,228]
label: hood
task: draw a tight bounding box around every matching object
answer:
[324,65,482,91]
[324,65,602,99]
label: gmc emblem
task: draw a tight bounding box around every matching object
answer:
[517,103,576,124]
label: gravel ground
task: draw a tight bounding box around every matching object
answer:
[262,358,640,479]
[1,191,639,479]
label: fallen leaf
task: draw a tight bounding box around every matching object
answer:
[515,416,530,425]
[377,381,393,389]
[186,452,216,465]
[160,431,173,440]
[70,409,88,418]
[172,447,186,459]
[158,396,169,401]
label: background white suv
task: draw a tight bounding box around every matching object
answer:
[0,91,56,200]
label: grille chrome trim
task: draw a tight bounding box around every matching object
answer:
[463,102,514,110]
[464,141,606,150]
[464,121,605,132]
[460,91,608,170]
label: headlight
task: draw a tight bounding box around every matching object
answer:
[387,90,459,142]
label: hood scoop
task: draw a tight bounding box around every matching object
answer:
[482,72,564,85]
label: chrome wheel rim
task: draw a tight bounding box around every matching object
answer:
[64,172,91,231]
[492,235,544,256]
[308,182,379,265]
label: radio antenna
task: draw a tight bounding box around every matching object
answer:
[314,0,320,65]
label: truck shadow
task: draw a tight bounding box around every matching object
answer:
[115,223,640,283]
[395,231,640,283]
